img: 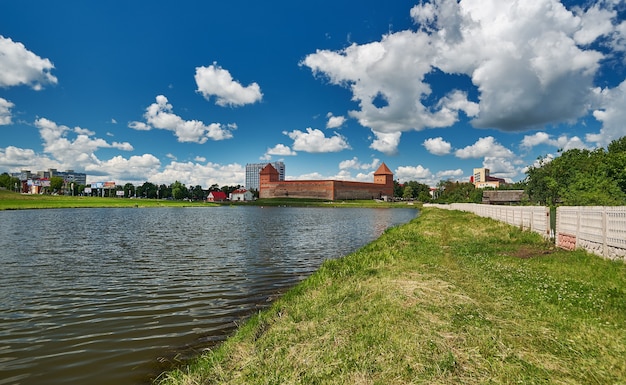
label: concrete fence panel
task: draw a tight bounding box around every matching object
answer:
[556,206,626,261]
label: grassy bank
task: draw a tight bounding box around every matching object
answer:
[0,190,213,210]
[157,207,626,384]
[0,190,412,210]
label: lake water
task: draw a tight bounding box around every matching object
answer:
[0,206,416,385]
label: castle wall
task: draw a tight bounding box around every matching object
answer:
[260,180,393,200]
[333,180,392,200]
[259,162,394,201]
[259,180,335,200]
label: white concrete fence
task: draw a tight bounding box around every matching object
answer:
[424,203,626,262]
[556,206,626,261]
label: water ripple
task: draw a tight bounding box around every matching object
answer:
[0,206,416,385]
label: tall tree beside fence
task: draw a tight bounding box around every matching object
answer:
[525,136,626,206]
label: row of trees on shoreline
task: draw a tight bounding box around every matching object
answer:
[0,174,249,201]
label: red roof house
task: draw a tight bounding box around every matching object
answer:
[207,191,227,202]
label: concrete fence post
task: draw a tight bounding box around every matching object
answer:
[603,208,608,259]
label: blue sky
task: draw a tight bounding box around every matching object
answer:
[1,0,625,188]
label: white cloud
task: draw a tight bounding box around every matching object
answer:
[611,19,626,52]
[369,131,401,155]
[284,128,350,153]
[302,30,470,152]
[521,132,553,148]
[418,0,608,131]
[423,137,452,155]
[482,157,518,180]
[522,132,589,151]
[455,136,514,159]
[0,146,54,170]
[339,157,380,170]
[0,98,15,125]
[288,172,325,181]
[85,154,161,182]
[266,144,297,157]
[588,79,626,147]
[573,3,616,45]
[74,127,95,136]
[326,113,346,129]
[195,63,263,107]
[395,165,433,183]
[0,35,57,90]
[34,117,133,170]
[436,169,464,179]
[149,161,245,187]
[302,0,621,154]
[129,95,234,143]
[128,121,150,131]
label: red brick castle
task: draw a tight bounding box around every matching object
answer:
[259,163,394,200]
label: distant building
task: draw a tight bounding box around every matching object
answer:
[482,190,526,205]
[230,189,253,201]
[207,191,228,202]
[13,168,87,186]
[47,169,87,185]
[259,163,394,200]
[245,162,284,190]
[471,168,506,189]
[12,168,87,194]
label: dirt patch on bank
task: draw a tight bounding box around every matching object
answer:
[506,245,557,259]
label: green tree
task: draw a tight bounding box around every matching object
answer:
[50,176,64,193]
[402,185,414,200]
[190,185,205,201]
[0,173,20,190]
[393,180,403,197]
[607,136,626,194]
[123,183,135,198]
[405,181,431,201]
[170,181,188,200]
[524,140,626,206]
[435,180,480,203]
[159,184,171,199]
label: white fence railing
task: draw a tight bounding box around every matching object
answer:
[556,206,626,261]
[424,203,626,262]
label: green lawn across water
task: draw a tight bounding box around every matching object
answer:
[156,207,626,385]
[0,189,213,210]
[0,190,409,210]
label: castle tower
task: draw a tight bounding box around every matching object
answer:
[260,163,279,184]
[373,163,393,186]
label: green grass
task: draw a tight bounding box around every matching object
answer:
[156,207,626,385]
[0,189,214,209]
[0,190,415,210]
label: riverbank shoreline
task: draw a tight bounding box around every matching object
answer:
[0,190,415,210]
[155,207,626,384]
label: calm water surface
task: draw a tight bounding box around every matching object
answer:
[0,206,416,385]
